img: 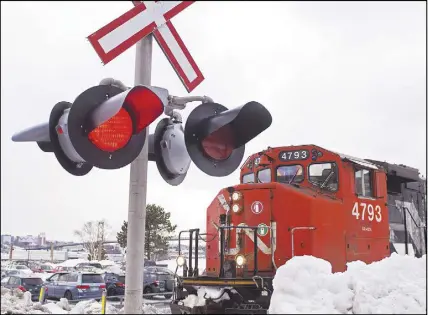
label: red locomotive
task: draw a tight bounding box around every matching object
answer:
[171,145,426,314]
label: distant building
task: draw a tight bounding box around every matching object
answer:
[38,233,46,246]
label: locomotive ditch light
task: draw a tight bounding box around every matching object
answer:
[235,254,246,266]
[11,80,168,176]
[232,191,242,201]
[176,255,186,267]
[232,204,242,214]
[184,101,272,177]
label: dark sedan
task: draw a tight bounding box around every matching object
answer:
[103,273,125,297]
[1,276,44,301]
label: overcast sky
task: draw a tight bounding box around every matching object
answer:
[1,1,426,242]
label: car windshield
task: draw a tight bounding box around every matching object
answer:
[82,274,104,284]
[277,165,304,184]
[22,278,43,285]
[41,265,52,270]
[118,276,126,283]
[89,263,102,269]
[16,266,28,270]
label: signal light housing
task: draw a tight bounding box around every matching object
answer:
[11,81,168,176]
[184,101,272,177]
[149,118,191,186]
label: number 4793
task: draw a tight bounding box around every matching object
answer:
[351,202,382,222]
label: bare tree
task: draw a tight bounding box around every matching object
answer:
[74,219,111,261]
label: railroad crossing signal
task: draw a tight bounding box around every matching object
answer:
[12,78,272,180]
[88,1,204,92]
[11,79,167,176]
[148,101,273,185]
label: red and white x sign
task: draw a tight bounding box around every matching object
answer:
[88,1,204,92]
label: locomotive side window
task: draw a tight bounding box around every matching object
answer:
[242,173,255,184]
[277,165,304,184]
[355,169,373,197]
[308,162,338,191]
[257,168,271,183]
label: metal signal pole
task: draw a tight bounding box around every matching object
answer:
[124,34,153,314]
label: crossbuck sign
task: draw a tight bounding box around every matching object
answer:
[88,1,204,92]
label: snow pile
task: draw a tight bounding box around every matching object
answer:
[1,289,50,314]
[116,304,170,314]
[69,299,117,314]
[1,287,169,314]
[269,254,427,314]
[181,286,231,308]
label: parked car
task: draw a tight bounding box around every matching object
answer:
[1,276,44,301]
[143,267,174,299]
[103,273,125,297]
[7,265,32,276]
[31,264,55,274]
[44,272,105,301]
[52,266,76,273]
[75,262,103,273]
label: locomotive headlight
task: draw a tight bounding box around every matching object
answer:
[235,254,246,266]
[176,255,186,267]
[232,204,242,213]
[231,192,242,201]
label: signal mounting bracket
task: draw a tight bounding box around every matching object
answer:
[164,95,214,118]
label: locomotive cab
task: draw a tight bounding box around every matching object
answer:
[171,144,426,314]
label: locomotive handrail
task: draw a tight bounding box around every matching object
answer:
[178,229,200,277]
[289,226,316,257]
[388,203,427,256]
[218,225,265,277]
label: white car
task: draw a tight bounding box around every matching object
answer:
[5,265,32,277]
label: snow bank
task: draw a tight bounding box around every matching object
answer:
[69,299,117,314]
[1,289,51,314]
[1,286,170,314]
[269,254,427,314]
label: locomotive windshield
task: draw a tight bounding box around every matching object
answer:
[308,162,338,191]
[277,165,304,184]
[257,168,271,183]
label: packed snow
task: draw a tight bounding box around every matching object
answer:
[269,253,427,314]
[181,287,231,308]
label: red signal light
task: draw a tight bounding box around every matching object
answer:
[88,108,133,152]
[201,125,235,161]
[126,88,164,133]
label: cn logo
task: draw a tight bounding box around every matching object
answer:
[257,223,269,236]
[251,201,264,214]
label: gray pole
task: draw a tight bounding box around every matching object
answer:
[124,34,153,314]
